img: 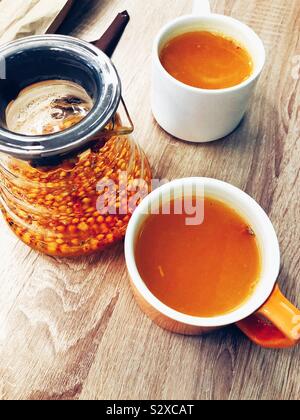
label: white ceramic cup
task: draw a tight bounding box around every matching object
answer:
[125,178,300,348]
[151,0,266,143]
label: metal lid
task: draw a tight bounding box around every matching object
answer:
[0,35,121,160]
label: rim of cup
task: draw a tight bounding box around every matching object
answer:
[153,14,266,95]
[125,178,280,328]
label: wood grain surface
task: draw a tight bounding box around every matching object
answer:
[0,0,300,400]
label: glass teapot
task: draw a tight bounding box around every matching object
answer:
[0,35,151,257]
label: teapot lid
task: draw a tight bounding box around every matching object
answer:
[0,35,121,161]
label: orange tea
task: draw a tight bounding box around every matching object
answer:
[135,197,261,317]
[160,31,254,90]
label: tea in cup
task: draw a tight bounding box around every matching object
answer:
[125,178,300,349]
[151,1,265,142]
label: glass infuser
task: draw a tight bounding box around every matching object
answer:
[0,35,151,257]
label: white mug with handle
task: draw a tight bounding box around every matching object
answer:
[151,0,266,143]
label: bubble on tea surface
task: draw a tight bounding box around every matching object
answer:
[5,80,94,136]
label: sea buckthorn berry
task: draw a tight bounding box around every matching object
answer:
[16,227,23,236]
[45,194,54,201]
[23,232,32,244]
[35,234,43,241]
[100,223,109,234]
[48,242,58,253]
[90,239,99,250]
[56,226,66,233]
[106,234,114,243]
[78,222,89,232]
[1,134,152,257]
[91,224,99,232]
[60,244,71,253]
[67,225,77,234]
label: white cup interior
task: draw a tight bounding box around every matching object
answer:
[155,14,266,91]
[125,178,280,328]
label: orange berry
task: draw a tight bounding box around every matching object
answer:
[91,224,99,232]
[60,244,70,253]
[48,242,58,253]
[106,234,114,243]
[45,194,54,201]
[78,222,89,232]
[23,232,32,244]
[90,239,99,250]
[97,215,104,223]
[67,225,77,234]
[100,223,109,234]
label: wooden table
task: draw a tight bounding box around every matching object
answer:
[0,0,299,401]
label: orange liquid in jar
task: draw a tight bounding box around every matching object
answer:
[0,81,152,257]
[135,197,261,317]
[0,124,151,257]
[160,31,254,90]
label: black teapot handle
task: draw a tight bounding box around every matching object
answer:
[93,11,130,58]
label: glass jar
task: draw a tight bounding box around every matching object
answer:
[0,36,151,257]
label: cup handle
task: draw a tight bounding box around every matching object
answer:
[237,285,300,348]
[192,0,211,15]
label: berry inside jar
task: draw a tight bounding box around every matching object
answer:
[0,82,151,256]
[0,36,152,257]
[0,131,151,257]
